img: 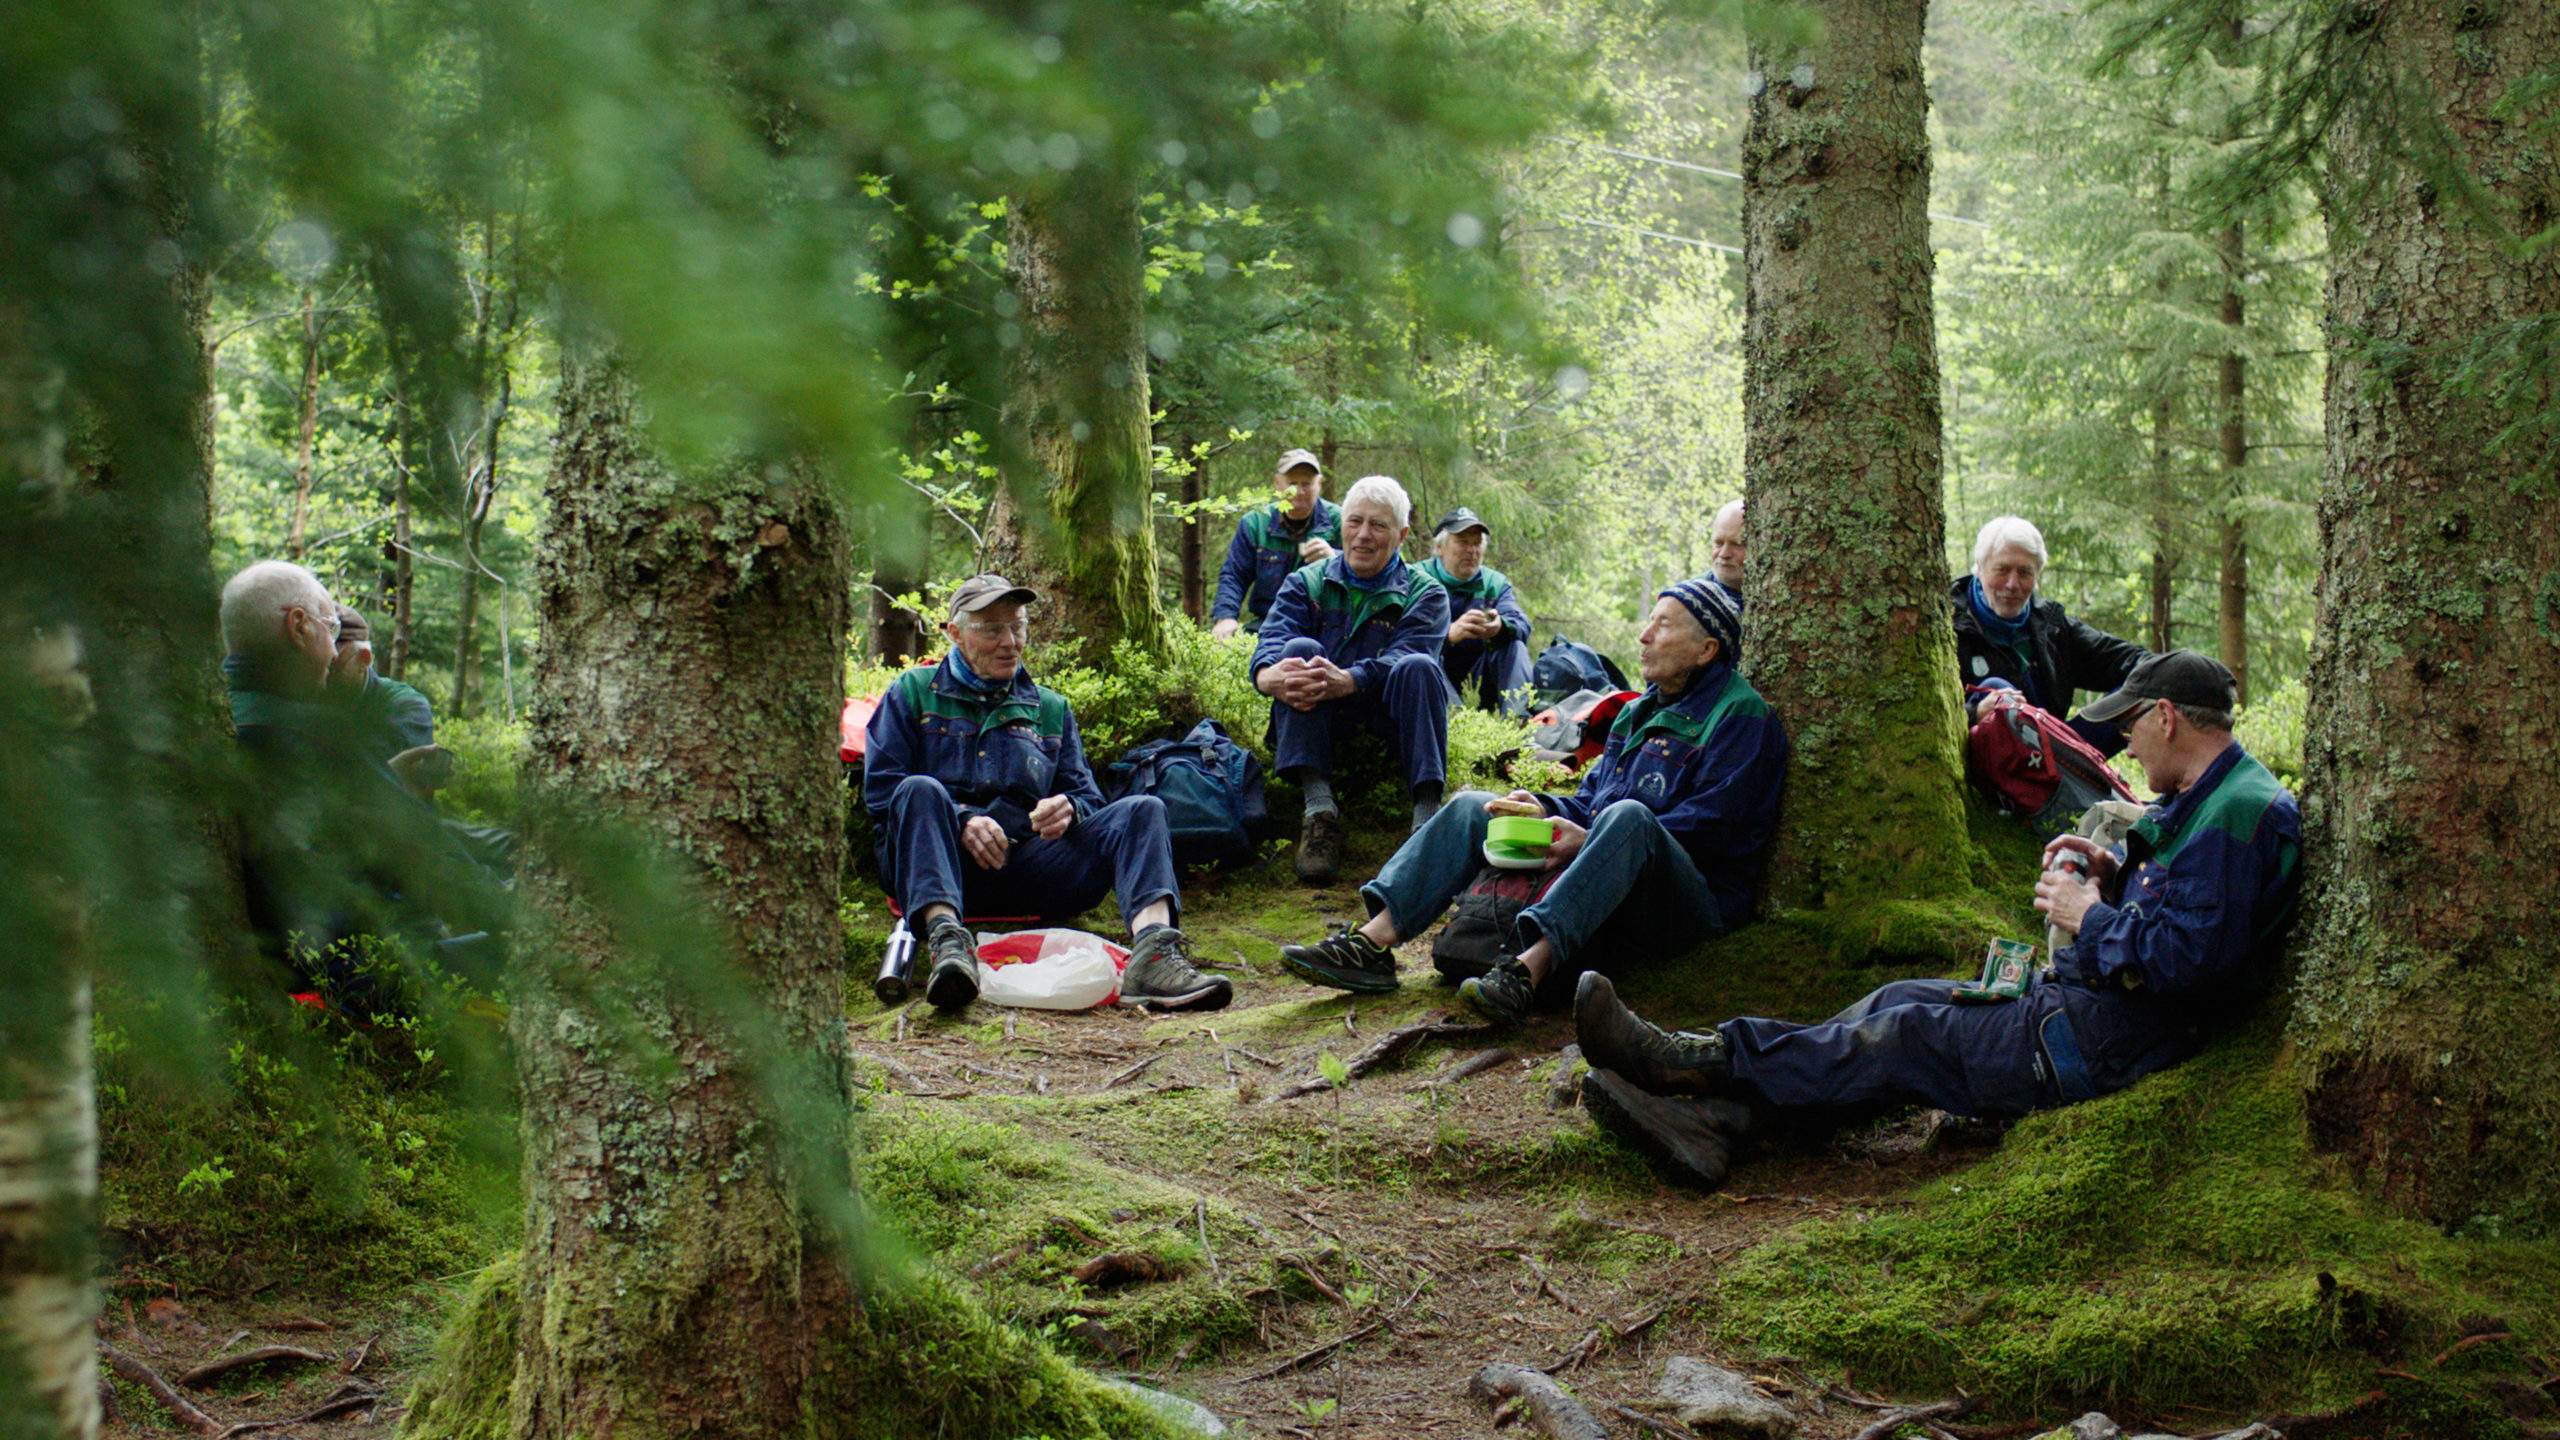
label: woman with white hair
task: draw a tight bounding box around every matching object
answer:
[1948,516,2149,755]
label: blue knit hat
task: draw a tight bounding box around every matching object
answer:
[1660,575,1742,662]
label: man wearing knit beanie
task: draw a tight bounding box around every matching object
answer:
[1278,574,1789,1019]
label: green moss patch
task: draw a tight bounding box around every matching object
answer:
[1711,1022,2560,1415]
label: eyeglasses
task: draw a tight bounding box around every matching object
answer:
[283,603,342,638]
[959,620,1029,640]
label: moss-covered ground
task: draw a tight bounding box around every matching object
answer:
[98,764,2560,1439]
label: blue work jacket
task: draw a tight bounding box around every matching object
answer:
[862,656,1106,841]
[1538,657,1789,926]
[1249,554,1450,694]
[1418,557,1531,656]
[1213,499,1344,625]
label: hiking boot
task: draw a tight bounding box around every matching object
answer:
[1120,927,1233,1012]
[1581,1069,1756,1193]
[1574,972,1731,1097]
[923,919,980,1011]
[1295,808,1346,885]
[1457,961,1535,1027]
[1278,927,1401,993]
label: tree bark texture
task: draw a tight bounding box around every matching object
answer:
[506,352,857,1436]
[2150,391,2178,653]
[2294,0,2560,1231]
[990,178,1166,665]
[1739,0,1971,907]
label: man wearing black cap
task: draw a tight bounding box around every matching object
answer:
[1275,574,1789,1022]
[1210,447,1341,640]
[1419,507,1533,717]
[1571,650,2300,1192]
[863,575,1231,1012]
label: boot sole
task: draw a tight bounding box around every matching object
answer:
[1121,982,1234,1012]
[1581,1070,1747,1193]
[925,964,980,1011]
[1278,950,1401,993]
[1455,978,1529,1026]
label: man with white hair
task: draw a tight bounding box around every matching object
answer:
[222,560,503,1005]
[1276,574,1788,1018]
[1707,500,1746,600]
[1950,515,2148,755]
[1250,475,1453,884]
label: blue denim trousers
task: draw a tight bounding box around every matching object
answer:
[877,774,1178,930]
[1360,790,1725,995]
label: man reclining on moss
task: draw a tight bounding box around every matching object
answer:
[864,575,1231,1013]
[1274,576,1788,1023]
[1573,651,2301,1192]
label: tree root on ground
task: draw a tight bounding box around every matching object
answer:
[1468,1361,1608,1440]
[1270,1011,1494,1101]
[98,1342,222,1435]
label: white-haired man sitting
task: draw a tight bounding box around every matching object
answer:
[1249,475,1454,884]
[1950,515,2149,756]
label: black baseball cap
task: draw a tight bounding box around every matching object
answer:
[946,574,1039,618]
[2079,650,2240,723]
[1433,506,1492,538]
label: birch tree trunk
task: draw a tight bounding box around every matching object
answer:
[503,350,857,1435]
[988,176,1166,665]
[1739,0,1971,910]
[2293,0,2560,1230]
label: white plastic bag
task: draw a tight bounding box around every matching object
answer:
[974,928,1128,1010]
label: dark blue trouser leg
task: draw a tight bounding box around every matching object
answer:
[967,794,1179,931]
[1446,636,1535,715]
[1272,650,1452,799]
[879,774,971,919]
[1718,978,2058,1118]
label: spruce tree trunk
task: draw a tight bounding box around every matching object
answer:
[504,351,857,1434]
[989,177,1166,665]
[2293,0,2560,1230]
[288,286,321,562]
[1739,0,1970,909]
[2149,392,2177,653]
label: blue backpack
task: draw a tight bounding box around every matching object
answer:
[1102,718,1276,867]
[1531,637,1629,702]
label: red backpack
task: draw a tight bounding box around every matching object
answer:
[1965,688,2136,828]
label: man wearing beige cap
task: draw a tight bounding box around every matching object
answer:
[1210,447,1341,639]
[863,575,1231,1012]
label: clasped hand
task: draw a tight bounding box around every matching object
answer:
[962,795,1075,870]
[1261,655,1353,712]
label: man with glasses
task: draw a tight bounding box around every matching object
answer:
[1570,651,2299,1192]
[220,560,505,1008]
[864,574,1231,1012]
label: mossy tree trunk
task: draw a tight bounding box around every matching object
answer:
[2292,0,2560,1232]
[503,348,858,1434]
[986,176,1166,666]
[1738,0,1971,910]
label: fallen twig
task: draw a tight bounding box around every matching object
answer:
[1270,1012,1494,1101]
[1278,1253,1349,1308]
[1848,1397,1972,1440]
[213,1382,382,1436]
[1547,1043,1584,1110]
[1244,1276,1429,1380]
[98,1342,222,1435]
[1469,1361,1608,1440]
[339,1331,379,1374]
[265,1318,330,1333]
[1546,1301,1668,1373]
[956,1059,1030,1085]
[176,1345,331,1389]
[1195,1198,1223,1286]
[2433,1330,2513,1366]
[1343,1003,1357,1036]
[1520,1254,1586,1315]
[1413,1046,1520,1090]
[894,1001,916,1043]
[1600,1402,1700,1439]
[1004,1012,1017,1041]
[1231,1045,1282,1069]
[1101,1053,1163,1090]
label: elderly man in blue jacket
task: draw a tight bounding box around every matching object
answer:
[1251,474,1455,884]
[1275,576,1789,1023]
[864,575,1231,1013]
[1573,650,2301,1192]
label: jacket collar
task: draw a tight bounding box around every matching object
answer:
[1632,655,1735,723]
[2137,740,2248,843]
[931,652,1041,707]
[1325,551,1410,595]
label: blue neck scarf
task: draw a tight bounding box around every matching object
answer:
[947,650,1009,696]
[1339,553,1406,593]
[1968,576,2033,646]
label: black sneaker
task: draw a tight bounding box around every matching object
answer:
[1581,1070,1756,1193]
[923,919,980,1010]
[1295,808,1346,885]
[1573,972,1731,1097]
[1278,927,1401,993]
[1457,961,1534,1026]
[1119,927,1233,1012]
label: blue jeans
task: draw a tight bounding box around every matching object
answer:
[1360,791,1725,1000]
[877,775,1178,931]
[1269,648,1452,796]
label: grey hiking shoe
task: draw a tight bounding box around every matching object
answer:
[923,919,980,1011]
[1295,808,1346,885]
[1120,927,1232,1011]
[1581,1070,1756,1193]
[1278,926,1401,993]
[1458,961,1535,1026]
[1573,972,1731,1097]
